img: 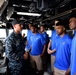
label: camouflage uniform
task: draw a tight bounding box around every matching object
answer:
[5,31,25,75]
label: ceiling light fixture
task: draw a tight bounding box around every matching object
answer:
[17,12,41,16]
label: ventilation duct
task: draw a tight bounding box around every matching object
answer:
[0,0,8,16]
[0,0,5,8]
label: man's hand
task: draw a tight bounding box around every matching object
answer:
[47,49,51,54]
[24,52,28,60]
[47,49,56,54]
[65,68,70,75]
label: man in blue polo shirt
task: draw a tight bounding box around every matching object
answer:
[47,19,60,74]
[25,23,32,51]
[40,25,49,44]
[40,25,49,71]
[30,25,46,75]
[69,13,76,75]
[54,21,72,75]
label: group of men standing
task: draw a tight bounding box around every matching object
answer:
[5,13,76,75]
[47,13,76,75]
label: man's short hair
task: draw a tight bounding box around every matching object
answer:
[55,18,62,22]
[56,21,66,28]
[40,24,45,28]
[28,23,33,25]
[31,25,38,29]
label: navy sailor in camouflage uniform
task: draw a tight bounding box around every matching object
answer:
[5,19,26,75]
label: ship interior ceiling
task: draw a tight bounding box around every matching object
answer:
[0,0,76,30]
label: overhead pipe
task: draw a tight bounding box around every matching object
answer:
[42,8,76,22]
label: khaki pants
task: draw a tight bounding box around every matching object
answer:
[51,55,55,72]
[30,55,43,71]
[54,67,66,75]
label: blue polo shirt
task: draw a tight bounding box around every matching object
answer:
[54,34,72,70]
[26,30,32,50]
[41,32,49,44]
[50,30,58,56]
[74,30,76,36]
[30,33,46,56]
[71,34,76,75]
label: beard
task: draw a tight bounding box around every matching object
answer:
[57,31,63,35]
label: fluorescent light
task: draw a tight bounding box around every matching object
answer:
[13,4,19,7]
[17,12,41,16]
